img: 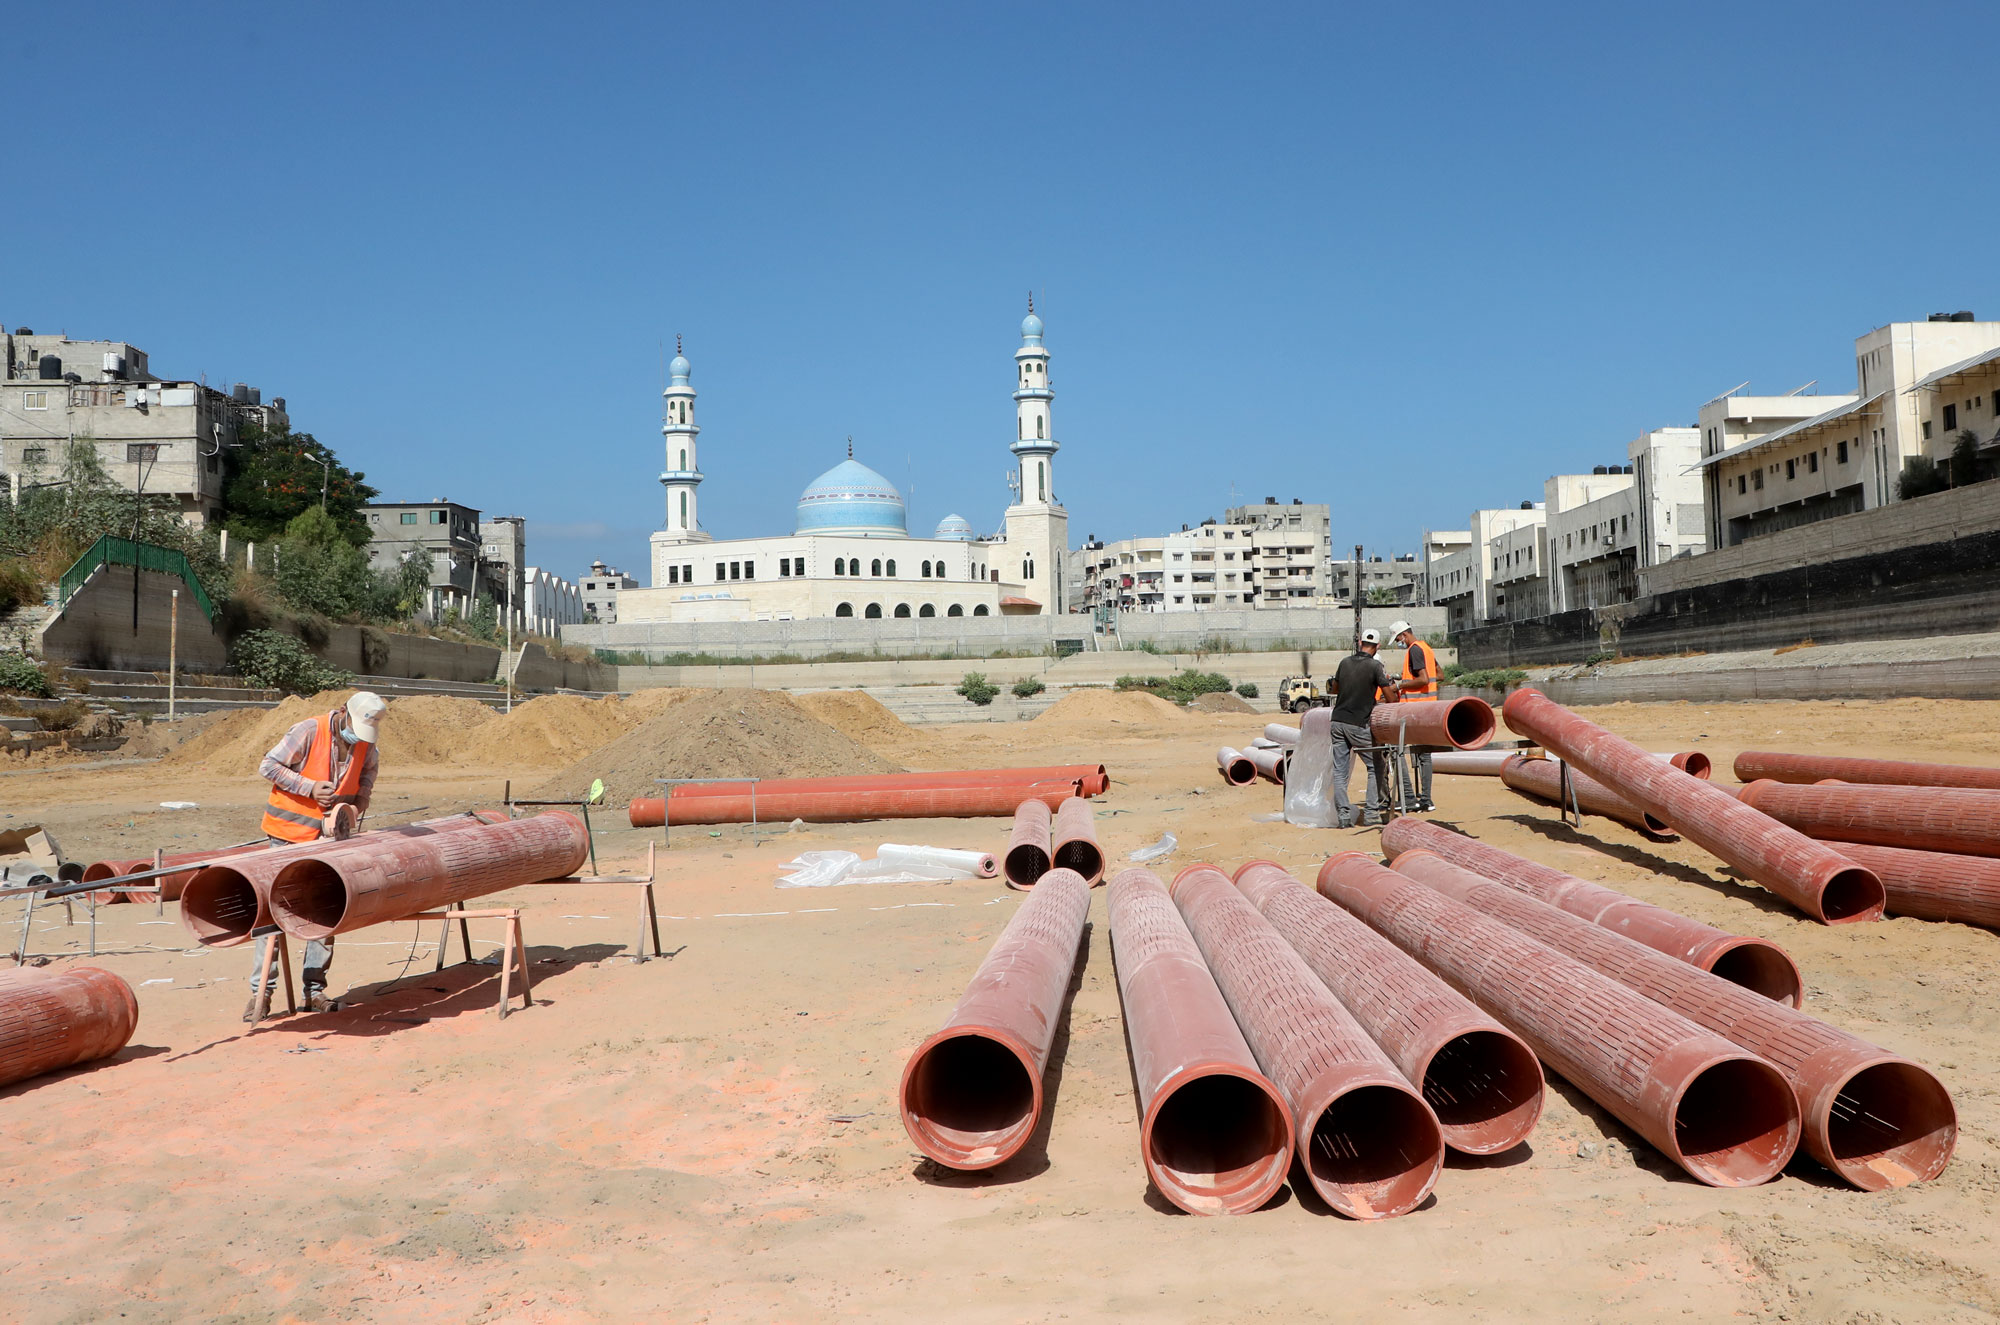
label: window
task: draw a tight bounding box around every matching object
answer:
[668,566,680,584]
[402,512,418,524]
[833,558,845,576]
[1838,440,1848,464]
[22,391,47,410]
[430,510,447,524]
[1922,421,1933,440]
[835,602,854,617]
[885,559,896,577]
[679,491,688,526]
[894,604,911,618]
[126,443,160,463]
[1737,475,1747,495]
[742,561,754,580]
[871,559,882,577]
[1808,452,1819,474]
[947,604,963,617]
[679,449,687,469]
[1944,404,1958,431]
[973,604,989,616]
[865,603,882,619]
[1036,416,1045,441]
[683,564,692,582]
[22,446,47,465]
[919,604,935,618]
[1786,459,1796,481]
[921,560,931,578]
[716,562,726,580]
[1753,469,1763,491]
[729,562,741,580]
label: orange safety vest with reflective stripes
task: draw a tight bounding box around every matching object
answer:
[1380,637,1438,703]
[261,712,371,843]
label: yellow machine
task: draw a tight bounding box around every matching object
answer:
[1277,675,1326,714]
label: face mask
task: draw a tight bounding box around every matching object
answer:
[337,725,360,744]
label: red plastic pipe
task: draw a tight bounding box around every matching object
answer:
[1736,779,2000,860]
[1231,861,1543,1154]
[627,779,1078,828]
[1170,863,1443,1219]
[1216,747,1257,786]
[80,842,274,904]
[1380,818,1803,1007]
[178,811,513,948]
[1244,746,1287,786]
[1370,697,1496,751]
[1004,799,1054,890]
[1500,753,1677,838]
[0,966,139,1090]
[1106,867,1293,1214]
[656,766,1110,801]
[1821,842,2000,930]
[1735,751,2000,793]
[1501,688,1885,924]
[1050,797,1104,885]
[1668,752,1713,779]
[900,867,1091,1170]
[266,812,587,940]
[1316,852,1801,1187]
[1392,850,1955,1190]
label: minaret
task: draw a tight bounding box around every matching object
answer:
[1010,295,1058,505]
[657,335,709,543]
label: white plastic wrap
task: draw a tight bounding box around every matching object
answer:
[776,850,973,888]
[1282,707,1342,827]
[877,843,999,878]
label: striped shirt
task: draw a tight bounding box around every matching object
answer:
[260,714,378,811]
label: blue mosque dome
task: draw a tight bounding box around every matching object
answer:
[795,458,908,537]
[934,514,976,542]
[668,353,691,380]
[1020,312,1044,342]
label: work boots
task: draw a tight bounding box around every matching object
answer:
[304,991,341,1014]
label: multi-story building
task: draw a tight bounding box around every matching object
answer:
[1486,515,1549,623]
[2,327,286,525]
[1909,342,2000,481]
[520,567,585,638]
[361,499,486,617]
[580,560,638,624]
[1078,535,1167,615]
[1226,499,1332,607]
[1426,504,1546,632]
[1416,531,1470,605]
[1330,554,1425,606]
[480,515,527,623]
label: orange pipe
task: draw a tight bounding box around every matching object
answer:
[0,967,138,1089]
[1735,751,2000,792]
[629,780,1079,829]
[1051,797,1104,885]
[1370,697,1496,751]
[1005,798,1055,890]
[1501,754,1678,839]
[79,842,274,905]
[659,766,1109,801]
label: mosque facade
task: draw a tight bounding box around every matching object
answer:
[616,309,1069,624]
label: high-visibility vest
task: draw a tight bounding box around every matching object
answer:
[261,712,371,843]
[1401,639,1438,700]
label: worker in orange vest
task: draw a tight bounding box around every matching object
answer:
[1381,621,1440,810]
[245,692,385,1021]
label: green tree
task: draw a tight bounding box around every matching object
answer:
[1367,586,1400,605]
[0,438,230,598]
[274,505,375,619]
[1950,429,1985,487]
[221,421,377,547]
[1896,455,1950,501]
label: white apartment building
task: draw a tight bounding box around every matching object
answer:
[1541,429,1705,616]
[1079,535,1167,614]
[1082,498,1331,617]
[1906,340,2000,482]
[1427,504,1546,632]
[1487,516,1549,623]
[1226,498,1333,606]
[1161,522,1256,610]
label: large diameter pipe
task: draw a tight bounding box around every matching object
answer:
[1391,850,1955,1190]
[0,967,139,1090]
[1050,797,1104,884]
[1316,852,1801,1187]
[1004,799,1054,890]
[266,812,588,941]
[1820,842,2000,930]
[1263,723,1301,746]
[1736,751,2000,793]
[900,867,1091,1169]
[1231,861,1543,1155]
[1370,697,1496,751]
[178,811,512,948]
[1502,688,1885,924]
[1106,867,1293,1214]
[1170,863,1443,1218]
[1736,780,2000,860]
[1216,747,1256,786]
[1244,746,1287,786]
[80,842,274,904]
[656,766,1110,802]
[627,780,1078,828]
[1380,818,1803,1006]
[1500,754,1677,839]
[1429,749,1527,777]
[1667,752,1713,779]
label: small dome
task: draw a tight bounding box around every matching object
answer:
[795,458,907,537]
[934,514,976,542]
[1021,313,1044,341]
[668,353,691,381]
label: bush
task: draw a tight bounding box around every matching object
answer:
[957,671,999,706]
[1897,455,1950,501]
[1114,669,1233,705]
[0,561,42,616]
[32,698,87,732]
[1235,682,1259,699]
[1441,664,1528,692]
[231,629,352,696]
[0,652,51,697]
[1011,676,1046,699]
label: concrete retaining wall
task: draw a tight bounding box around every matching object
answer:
[510,642,616,692]
[41,566,231,674]
[1533,654,2000,706]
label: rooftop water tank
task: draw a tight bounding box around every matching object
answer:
[232,383,250,403]
[38,354,61,380]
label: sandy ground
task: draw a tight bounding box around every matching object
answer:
[3,698,1999,1323]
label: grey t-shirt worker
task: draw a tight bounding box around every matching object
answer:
[1326,632,1397,826]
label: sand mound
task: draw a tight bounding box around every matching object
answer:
[1192,691,1257,714]
[459,693,638,767]
[796,690,933,759]
[529,688,901,805]
[1033,689,1186,726]
[118,709,239,760]
[161,689,498,772]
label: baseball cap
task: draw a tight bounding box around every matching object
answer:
[345,691,386,744]
[1388,620,1413,639]
[1360,629,1380,645]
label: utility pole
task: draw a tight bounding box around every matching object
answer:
[130,443,158,632]
[1351,543,1364,650]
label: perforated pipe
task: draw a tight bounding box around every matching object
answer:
[1107,868,1292,1214]
[1231,861,1542,1155]
[652,765,1111,801]
[1316,852,1800,1187]
[1735,751,2000,792]
[1004,799,1054,890]
[80,842,273,904]
[1821,842,2000,931]
[900,868,1091,1170]
[0,967,138,1090]
[1170,863,1443,1219]
[1501,688,1884,924]
[1369,697,1496,751]
[1051,797,1104,885]
[1392,850,1955,1190]
[1380,818,1802,1007]
[1500,754,1677,839]
[1735,779,2000,860]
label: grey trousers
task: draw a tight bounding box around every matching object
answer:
[1331,721,1389,822]
[249,934,335,995]
[1411,748,1433,803]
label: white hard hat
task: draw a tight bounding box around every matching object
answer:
[1388,620,1413,639]
[345,691,386,744]
[1360,629,1381,645]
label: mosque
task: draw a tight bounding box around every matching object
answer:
[613,307,1069,624]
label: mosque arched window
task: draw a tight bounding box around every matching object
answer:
[1037,461,1046,499]
[921,561,931,578]
[894,604,911,618]
[947,604,963,617]
[973,604,989,616]
[679,450,687,469]
[679,492,687,526]
[835,602,853,617]
[886,559,896,577]
[1037,416,1045,440]
[871,559,882,577]
[833,559,844,576]
[865,603,883,619]
[919,604,935,618]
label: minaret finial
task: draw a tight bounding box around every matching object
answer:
[1027,291,1034,314]
[847,435,853,460]
[676,332,683,355]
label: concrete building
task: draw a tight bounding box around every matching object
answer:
[1907,342,2000,483]
[1079,535,1167,615]
[621,307,1068,624]
[1696,314,2000,547]
[1080,498,1331,619]
[2,327,287,525]
[1330,554,1425,606]
[1417,530,1470,606]
[479,515,526,625]
[1486,516,1549,623]
[1226,498,1333,606]
[1426,504,1546,633]
[580,560,638,624]
[362,499,486,616]
[520,567,584,639]
[1542,464,1650,614]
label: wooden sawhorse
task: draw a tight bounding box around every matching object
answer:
[245,925,300,1028]
[419,906,534,1019]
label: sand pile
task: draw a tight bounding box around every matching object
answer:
[118,710,238,760]
[1033,689,1187,726]
[459,693,639,767]
[796,690,934,760]
[159,690,499,772]
[1192,691,1257,714]
[529,688,901,805]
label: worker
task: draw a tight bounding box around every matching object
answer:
[1326,629,1400,827]
[1383,619,1440,811]
[245,691,385,1021]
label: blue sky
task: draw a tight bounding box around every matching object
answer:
[6,3,1996,580]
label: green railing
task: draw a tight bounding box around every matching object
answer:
[57,535,216,623]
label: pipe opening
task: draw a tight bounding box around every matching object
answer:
[901,1031,1037,1168]
[1820,867,1887,924]
[179,867,263,946]
[1639,811,1677,836]
[1304,1084,1442,1217]
[1420,1031,1544,1154]
[1824,1061,1956,1190]
[1444,701,1496,749]
[267,860,349,939]
[79,862,119,884]
[1222,759,1255,786]
[1145,1071,1292,1215]
[1676,752,1713,779]
[1671,1058,1798,1186]
[1705,941,1804,1007]
[1053,840,1103,882]
[1004,846,1050,889]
